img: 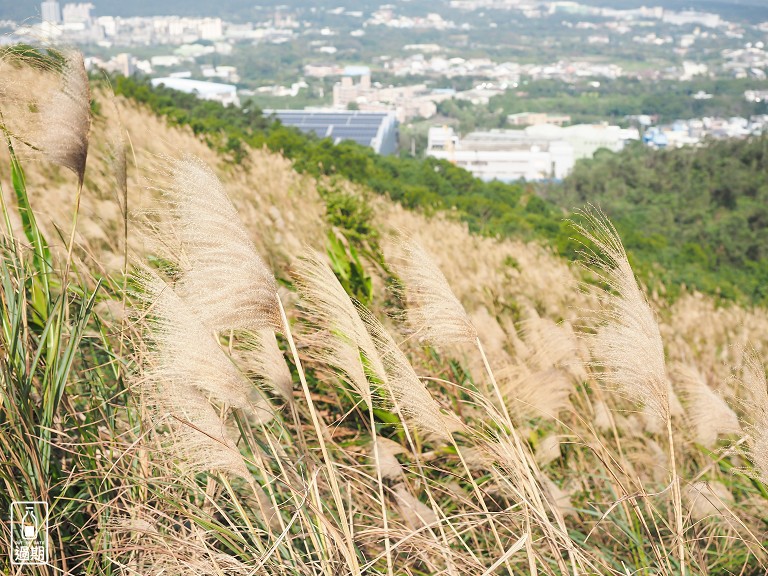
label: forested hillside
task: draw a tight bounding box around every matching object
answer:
[548,139,768,303]
[113,75,768,305]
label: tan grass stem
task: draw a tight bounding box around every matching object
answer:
[572,206,685,575]
[275,293,362,576]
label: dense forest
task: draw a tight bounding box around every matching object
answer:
[113,75,768,305]
[549,139,768,302]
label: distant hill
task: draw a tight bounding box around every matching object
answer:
[2,0,380,22]
[5,0,768,22]
[113,75,768,305]
[576,0,768,22]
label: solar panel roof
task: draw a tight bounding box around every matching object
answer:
[267,110,397,154]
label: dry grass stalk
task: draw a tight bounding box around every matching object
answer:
[739,348,768,483]
[165,155,281,332]
[393,236,477,346]
[673,363,740,447]
[37,49,91,185]
[293,251,396,576]
[573,206,685,574]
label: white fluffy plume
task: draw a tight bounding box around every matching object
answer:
[573,208,671,420]
[359,305,452,441]
[135,272,257,476]
[673,363,740,447]
[739,348,768,483]
[294,252,386,405]
[165,155,280,332]
[38,49,91,185]
[393,237,477,346]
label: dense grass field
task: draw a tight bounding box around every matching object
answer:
[1,48,768,575]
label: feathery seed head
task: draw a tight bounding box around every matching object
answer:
[232,329,293,402]
[499,365,573,421]
[393,483,438,529]
[358,304,453,441]
[394,237,477,346]
[167,155,280,332]
[136,270,258,412]
[738,347,768,483]
[133,271,255,476]
[673,363,740,447]
[573,207,670,420]
[373,437,405,480]
[294,252,385,405]
[38,49,91,185]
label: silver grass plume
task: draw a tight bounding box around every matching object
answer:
[739,348,768,483]
[358,305,452,441]
[573,208,671,420]
[134,272,257,477]
[374,437,406,480]
[166,155,280,332]
[38,49,91,185]
[233,329,293,402]
[138,271,258,411]
[156,385,250,478]
[393,237,477,346]
[293,252,386,405]
[107,122,128,219]
[393,483,438,529]
[574,207,686,573]
[673,363,740,448]
[499,366,572,421]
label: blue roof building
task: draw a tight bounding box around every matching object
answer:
[268,109,399,155]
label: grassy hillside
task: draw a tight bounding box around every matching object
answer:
[2,50,768,575]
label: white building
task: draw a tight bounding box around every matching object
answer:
[150,77,240,107]
[62,3,93,25]
[526,123,638,159]
[427,123,638,181]
[332,68,447,122]
[41,1,62,24]
[427,127,574,181]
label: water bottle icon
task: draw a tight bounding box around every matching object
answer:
[21,506,37,540]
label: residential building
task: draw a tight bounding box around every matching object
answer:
[62,3,93,25]
[507,112,572,126]
[332,67,449,122]
[41,1,62,24]
[150,77,240,107]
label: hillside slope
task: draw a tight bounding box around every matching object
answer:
[2,57,768,574]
